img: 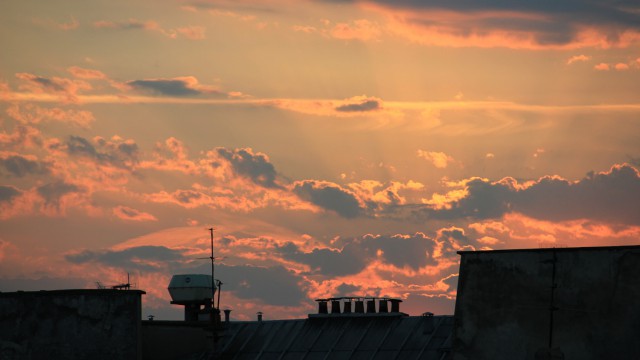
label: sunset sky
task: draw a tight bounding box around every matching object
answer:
[1,0,640,320]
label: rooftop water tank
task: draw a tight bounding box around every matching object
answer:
[168,274,215,303]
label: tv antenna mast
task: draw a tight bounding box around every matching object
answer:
[208,227,216,308]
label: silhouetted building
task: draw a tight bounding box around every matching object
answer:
[0,289,144,360]
[452,245,640,360]
[2,245,639,360]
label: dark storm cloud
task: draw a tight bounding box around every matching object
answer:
[364,233,440,269]
[277,242,366,276]
[65,246,186,272]
[323,0,640,47]
[186,262,306,306]
[427,164,640,225]
[216,148,282,189]
[335,283,361,296]
[0,155,49,177]
[292,180,363,218]
[0,185,21,202]
[277,233,441,275]
[66,135,138,169]
[335,99,381,112]
[37,181,81,205]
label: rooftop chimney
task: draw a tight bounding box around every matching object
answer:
[318,300,328,314]
[257,312,263,322]
[343,300,352,314]
[390,299,402,313]
[378,299,388,313]
[331,300,341,314]
[223,309,231,323]
[366,299,376,313]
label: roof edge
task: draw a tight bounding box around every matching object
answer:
[457,244,640,255]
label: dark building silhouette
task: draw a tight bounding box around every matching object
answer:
[0,289,144,360]
[452,245,640,360]
[1,245,639,359]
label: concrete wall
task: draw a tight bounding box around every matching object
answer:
[452,246,640,360]
[0,289,144,360]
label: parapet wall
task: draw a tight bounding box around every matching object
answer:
[452,246,640,360]
[0,289,144,360]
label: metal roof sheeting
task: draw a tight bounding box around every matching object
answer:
[215,315,453,360]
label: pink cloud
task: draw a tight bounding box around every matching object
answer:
[594,63,610,70]
[176,26,206,40]
[94,19,206,40]
[6,104,95,128]
[67,66,108,80]
[614,63,630,71]
[330,19,382,42]
[15,72,91,103]
[566,54,590,64]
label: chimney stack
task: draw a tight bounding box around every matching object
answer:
[343,300,352,314]
[378,299,388,313]
[331,300,341,314]
[390,299,401,313]
[257,312,263,322]
[366,299,376,313]
[223,309,231,323]
[318,300,328,314]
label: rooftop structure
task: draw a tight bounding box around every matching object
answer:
[452,245,640,360]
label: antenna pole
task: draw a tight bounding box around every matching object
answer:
[217,280,222,311]
[209,227,215,309]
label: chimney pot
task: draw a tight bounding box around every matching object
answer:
[378,299,388,313]
[331,300,341,314]
[318,300,328,314]
[366,299,376,313]
[257,312,263,321]
[343,300,352,314]
[390,299,401,313]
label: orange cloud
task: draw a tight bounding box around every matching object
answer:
[594,63,610,70]
[369,4,640,49]
[615,63,630,71]
[330,19,382,41]
[566,54,590,64]
[176,26,206,40]
[417,150,455,168]
[15,72,92,103]
[6,103,95,128]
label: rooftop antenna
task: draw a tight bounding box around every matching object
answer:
[208,227,215,309]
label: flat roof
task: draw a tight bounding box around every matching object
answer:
[457,244,640,255]
[0,289,146,297]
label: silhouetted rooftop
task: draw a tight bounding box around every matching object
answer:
[457,244,640,255]
[214,314,453,359]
